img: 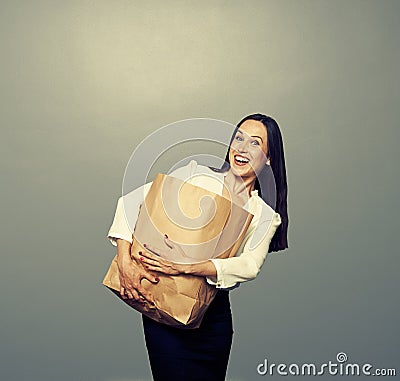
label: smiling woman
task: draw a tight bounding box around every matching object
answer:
[229,119,270,184]
[106,113,289,381]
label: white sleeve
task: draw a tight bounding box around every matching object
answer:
[107,160,198,246]
[106,182,153,246]
[205,211,282,289]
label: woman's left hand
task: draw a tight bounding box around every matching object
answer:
[138,236,190,275]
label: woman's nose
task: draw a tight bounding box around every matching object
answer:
[237,140,249,152]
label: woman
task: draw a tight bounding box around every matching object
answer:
[107,113,289,380]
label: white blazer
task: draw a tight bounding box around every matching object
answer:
[107,160,282,290]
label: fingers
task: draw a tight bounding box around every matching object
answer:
[120,287,127,299]
[130,288,140,301]
[140,256,169,274]
[118,259,160,306]
[122,284,154,305]
[136,286,156,305]
[139,251,176,274]
[141,271,161,284]
[121,285,139,301]
[139,251,163,267]
[144,264,165,273]
[138,273,159,303]
[130,249,141,261]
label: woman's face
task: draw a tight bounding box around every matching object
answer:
[228,119,269,179]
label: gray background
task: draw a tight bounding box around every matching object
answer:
[1,1,398,380]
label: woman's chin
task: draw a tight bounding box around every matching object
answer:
[231,165,254,178]
[230,164,244,175]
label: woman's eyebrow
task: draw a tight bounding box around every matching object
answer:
[237,129,263,142]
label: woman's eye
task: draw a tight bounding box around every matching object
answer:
[251,140,260,146]
[235,135,243,141]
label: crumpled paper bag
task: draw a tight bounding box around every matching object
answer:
[102,173,253,329]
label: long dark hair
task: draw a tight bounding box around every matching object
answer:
[209,113,289,252]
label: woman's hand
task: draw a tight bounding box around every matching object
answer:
[117,255,160,304]
[138,235,191,275]
[147,234,191,263]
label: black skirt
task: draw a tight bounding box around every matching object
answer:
[142,289,234,381]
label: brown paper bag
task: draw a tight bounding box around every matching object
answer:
[102,173,254,329]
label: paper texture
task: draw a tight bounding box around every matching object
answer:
[102,173,253,329]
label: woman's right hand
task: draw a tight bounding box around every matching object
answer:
[117,256,160,304]
[116,238,159,305]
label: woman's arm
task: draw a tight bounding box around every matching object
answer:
[106,160,199,299]
[138,244,218,278]
[107,183,158,303]
[140,211,282,290]
[108,160,281,290]
[203,212,282,289]
[107,182,153,246]
[184,260,218,277]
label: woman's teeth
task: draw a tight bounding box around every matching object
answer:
[234,155,249,164]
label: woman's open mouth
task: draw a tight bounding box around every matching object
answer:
[234,154,250,166]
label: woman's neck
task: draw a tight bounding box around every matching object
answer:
[224,169,256,201]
